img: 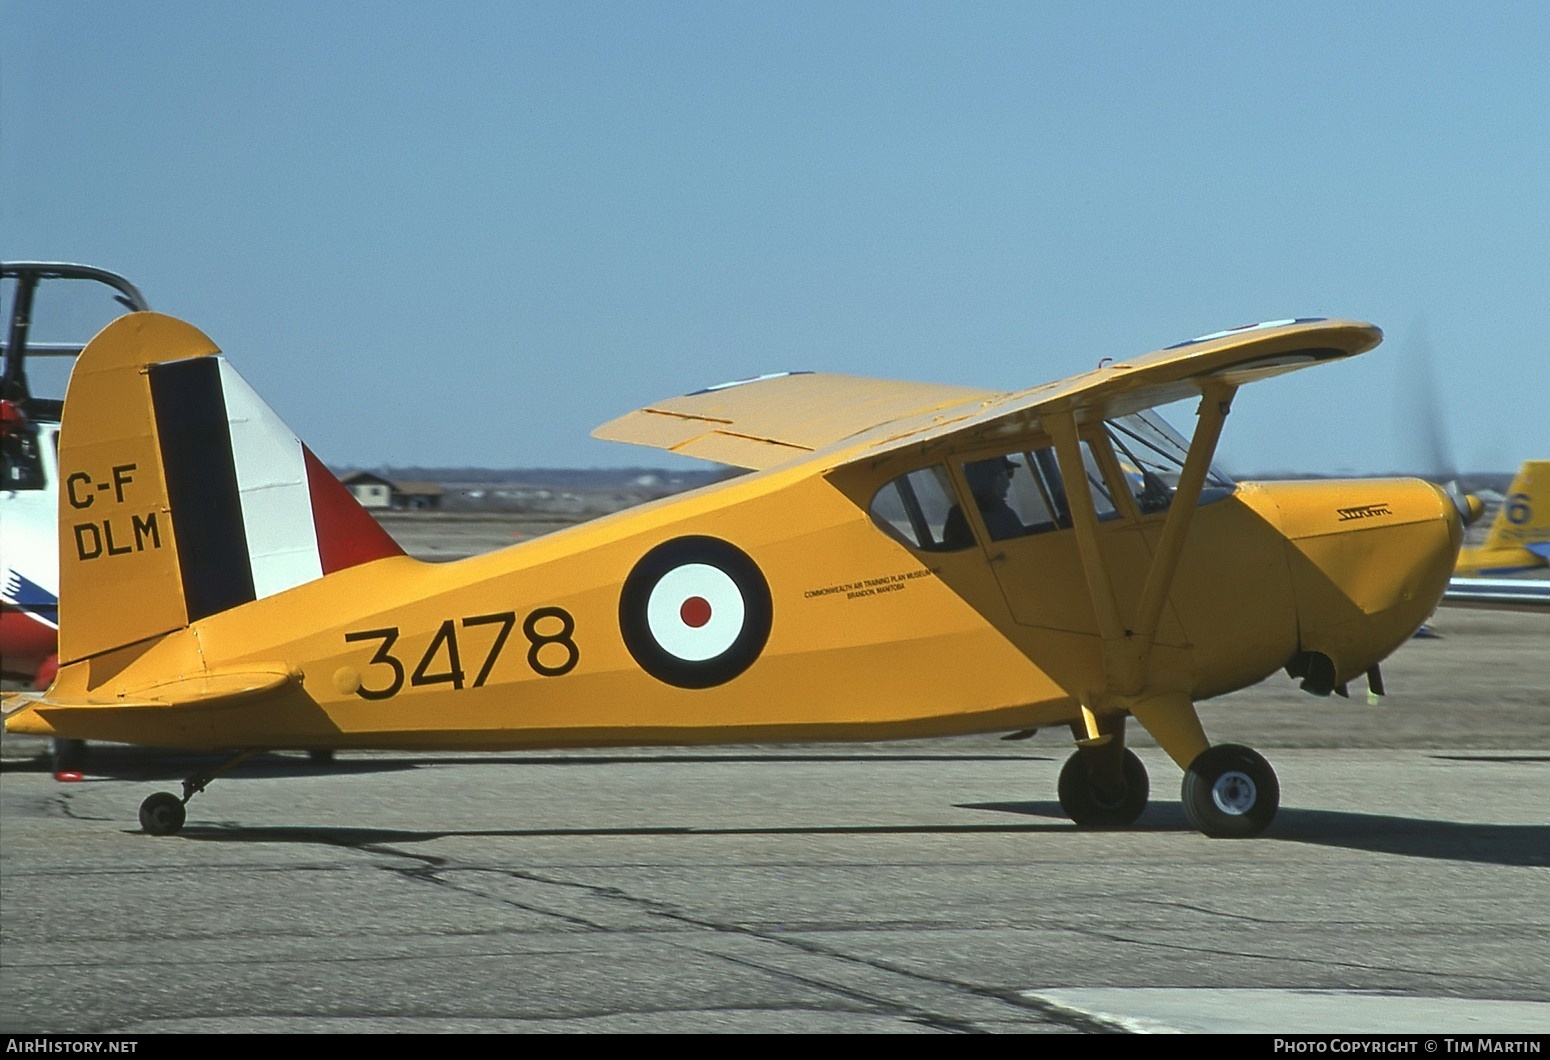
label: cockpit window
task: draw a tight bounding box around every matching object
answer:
[1075,440,1121,522]
[3,273,141,405]
[869,413,1235,552]
[980,451,1061,539]
[1105,410,1236,514]
[963,449,1065,540]
[950,443,1119,542]
[869,465,974,551]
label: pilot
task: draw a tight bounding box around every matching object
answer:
[945,456,1026,543]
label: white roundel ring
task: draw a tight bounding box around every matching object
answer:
[644,563,746,661]
[620,536,772,688]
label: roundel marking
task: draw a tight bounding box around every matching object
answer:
[1505,493,1531,526]
[620,536,772,688]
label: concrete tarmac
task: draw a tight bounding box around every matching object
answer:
[2,608,1547,1035]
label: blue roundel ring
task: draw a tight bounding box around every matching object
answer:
[619,536,773,688]
[1505,493,1531,525]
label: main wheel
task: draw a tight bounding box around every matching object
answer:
[139,792,187,836]
[1181,744,1279,838]
[1058,748,1150,827]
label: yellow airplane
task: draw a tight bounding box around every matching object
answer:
[1452,461,1550,576]
[1,314,1469,839]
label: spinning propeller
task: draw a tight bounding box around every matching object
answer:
[1397,323,1485,527]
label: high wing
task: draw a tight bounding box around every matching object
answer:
[592,372,997,470]
[593,318,1381,470]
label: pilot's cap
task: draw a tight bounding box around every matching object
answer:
[965,456,1015,492]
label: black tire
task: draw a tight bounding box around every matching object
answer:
[308,749,335,765]
[1058,748,1149,828]
[1181,744,1279,838]
[139,792,187,836]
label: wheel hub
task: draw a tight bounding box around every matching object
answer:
[1211,770,1258,815]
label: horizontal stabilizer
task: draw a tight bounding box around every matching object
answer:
[3,665,298,735]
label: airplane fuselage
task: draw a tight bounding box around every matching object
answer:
[29,455,1460,753]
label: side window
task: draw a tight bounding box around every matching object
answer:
[952,442,1119,541]
[869,465,974,551]
[954,451,1057,541]
[1002,450,1064,535]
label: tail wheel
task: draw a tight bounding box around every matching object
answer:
[1058,748,1149,828]
[139,792,187,836]
[1181,744,1279,838]
[51,739,87,780]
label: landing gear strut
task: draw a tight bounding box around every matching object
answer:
[137,750,260,836]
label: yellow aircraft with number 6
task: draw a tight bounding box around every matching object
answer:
[1,312,1471,838]
[1453,461,1550,576]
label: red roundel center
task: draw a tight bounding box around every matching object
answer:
[680,596,713,628]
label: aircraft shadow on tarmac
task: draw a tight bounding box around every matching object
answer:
[9,747,1544,867]
[962,800,1550,867]
[159,799,1548,869]
[0,748,418,780]
[0,747,1057,781]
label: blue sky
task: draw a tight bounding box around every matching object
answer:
[4,1,1546,475]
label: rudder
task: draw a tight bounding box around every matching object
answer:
[57,313,403,665]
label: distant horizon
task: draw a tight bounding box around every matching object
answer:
[330,462,1524,487]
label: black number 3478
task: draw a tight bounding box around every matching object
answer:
[345,607,578,701]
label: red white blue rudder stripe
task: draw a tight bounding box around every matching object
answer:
[148,356,402,622]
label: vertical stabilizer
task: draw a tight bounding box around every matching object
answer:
[1480,461,1550,559]
[58,313,403,665]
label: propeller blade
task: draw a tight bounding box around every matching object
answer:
[1396,323,1485,526]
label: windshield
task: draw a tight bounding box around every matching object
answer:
[1104,410,1236,515]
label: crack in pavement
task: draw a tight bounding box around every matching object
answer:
[364,842,1104,1032]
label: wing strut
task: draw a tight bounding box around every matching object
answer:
[1126,383,1237,684]
[1049,382,1238,702]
